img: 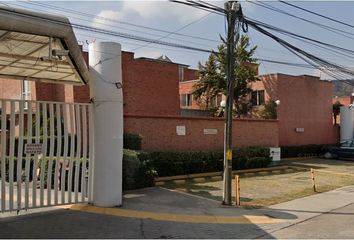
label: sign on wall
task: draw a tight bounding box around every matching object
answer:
[203,129,218,135]
[295,128,305,133]
[176,126,186,136]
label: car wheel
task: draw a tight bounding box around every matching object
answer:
[324,152,333,159]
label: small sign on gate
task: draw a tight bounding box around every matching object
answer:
[24,143,43,155]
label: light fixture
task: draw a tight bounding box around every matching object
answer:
[220,100,226,108]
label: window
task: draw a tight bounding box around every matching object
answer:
[180,94,192,107]
[251,90,265,106]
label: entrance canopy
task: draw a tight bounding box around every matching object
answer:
[0,6,90,85]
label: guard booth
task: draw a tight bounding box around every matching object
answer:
[0,6,123,212]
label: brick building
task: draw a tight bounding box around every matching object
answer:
[0,49,280,151]
[253,73,338,146]
[179,72,339,146]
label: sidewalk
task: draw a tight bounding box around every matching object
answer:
[0,185,354,238]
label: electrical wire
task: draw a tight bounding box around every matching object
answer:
[24,0,220,43]
[248,1,354,40]
[0,7,214,54]
[279,1,354,30]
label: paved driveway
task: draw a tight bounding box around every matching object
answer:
[0,186,354,238]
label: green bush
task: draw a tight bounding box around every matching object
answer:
[145,151,224,177]
[233,147,271,169]
[281,144,333,158]
[123,149,156,190]
[0,157,35,182]
[123,133,142,150]
[145,147,271,177]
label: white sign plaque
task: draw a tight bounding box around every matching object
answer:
[295,128,305,133]
[176,126,186,136]
[203,129,218,135]
[25,143,43,154]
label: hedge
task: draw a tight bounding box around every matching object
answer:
[281,144,334,158]
[0,157,35,182]
[145,147,272,177]
[123,149,156,190]
[123,133,142,151]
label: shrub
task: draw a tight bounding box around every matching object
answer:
[0,157,35,182]
[233,147,271,170]
[123,149,156,190]
[281,144,334,158]
[145,147,271,177]
[123,133,142,150]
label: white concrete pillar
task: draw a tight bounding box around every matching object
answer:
[340,106,354,141]
[89,42,123,207]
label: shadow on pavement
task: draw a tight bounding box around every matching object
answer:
[0,187,300,239]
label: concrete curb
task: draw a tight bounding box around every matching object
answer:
[155,165,304,186]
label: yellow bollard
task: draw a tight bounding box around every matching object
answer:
[235,175,240,206]
[311,168,316,192]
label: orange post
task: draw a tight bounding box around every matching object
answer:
[311,168,316,192]
[235,175,240,206]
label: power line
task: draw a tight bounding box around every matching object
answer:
[0,7,213,54]
[245,19,354,80]
[24,1,220,43]
[246,17,354,56]
[3,1,217,49]
[130,12,212,52]
[279,1,354,29]
[248,1,354,40]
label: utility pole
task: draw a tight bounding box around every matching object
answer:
[223,0,241,206]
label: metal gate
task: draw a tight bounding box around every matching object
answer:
[0,99,93,212]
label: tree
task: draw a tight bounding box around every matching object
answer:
[258,100,278,119]
[192,35,258,117]
[333,101,343,125]
[192,54,222,110]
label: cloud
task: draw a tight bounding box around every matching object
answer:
[92,0,211,26]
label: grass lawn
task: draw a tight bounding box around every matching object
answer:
[164,158,354,208]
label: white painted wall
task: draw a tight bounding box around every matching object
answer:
[89,42,123,207]
[340,106,354,141]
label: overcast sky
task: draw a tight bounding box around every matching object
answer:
[3,1,354,78]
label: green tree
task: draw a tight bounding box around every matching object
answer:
[333,101,343,125]
[192,35,258,117]
[192,54,222,110]
[258,100,278,119]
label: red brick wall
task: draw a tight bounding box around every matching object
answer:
[257,74,338,146]
[182,68,198,81]
[35,82,74,103]
[74,51,181,115]
[0,78,22,100]
[122,53,180,116]
[124,115,279,151]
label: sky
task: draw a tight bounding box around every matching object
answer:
[2,0,354,78]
